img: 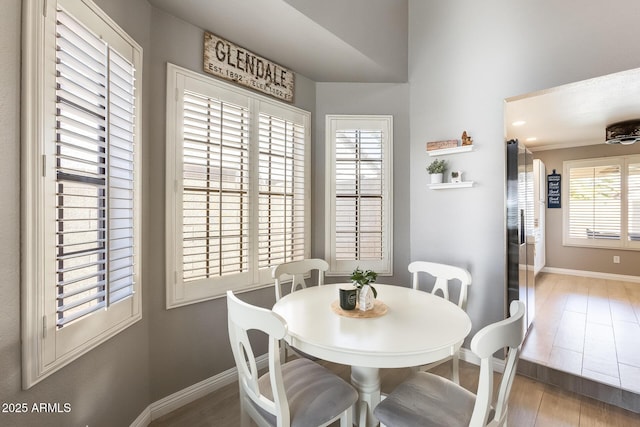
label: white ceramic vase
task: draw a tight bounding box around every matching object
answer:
[430,173,443,184]
[359,284,375,311]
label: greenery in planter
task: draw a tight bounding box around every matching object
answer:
[350,267,378,298]
[426,158,447,174]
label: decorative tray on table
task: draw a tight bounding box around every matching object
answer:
[330,300,388,318]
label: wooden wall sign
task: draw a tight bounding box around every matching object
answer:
[203,31,295,103]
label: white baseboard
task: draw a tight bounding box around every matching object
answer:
[130,354,268,427]
[541,267,640,283]
[458,347,479,366]
[459,347,506,373]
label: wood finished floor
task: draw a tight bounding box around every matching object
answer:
[149,359,640,426]
[522,272,640,393]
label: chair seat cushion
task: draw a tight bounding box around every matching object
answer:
[374,372,478,427]
[256,358,357,427]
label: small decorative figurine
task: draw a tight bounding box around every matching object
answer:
[358,285,375,311]
[461,131,473,146]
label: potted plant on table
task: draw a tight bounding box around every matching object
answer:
[350,267,378,311]
[426,158,447,184]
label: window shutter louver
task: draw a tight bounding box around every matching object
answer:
[258,114,306,268]
[166,65,310,306]
[565,156,640,249]
[23,0,142,388]
[108,49,137,304]
[325,115,392,276]
[568,165,621,241]
[181,91,250,282]
[335,129,384,261]
[55,8,137,327]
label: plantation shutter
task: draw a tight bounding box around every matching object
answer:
[257,113,306,267]
[166,65,310,306]
[629,160,640,242]
[335,129,384,261]
[55,8,137,327]
[108,50,137,304]
[568,164,621,240]
[181,91,250,282]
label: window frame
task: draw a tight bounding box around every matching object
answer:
[21,0,143,389]
[324,114,393,276]
[165,64,311,308]
[563,155,640,251]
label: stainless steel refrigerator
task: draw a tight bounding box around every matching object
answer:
[506,139,535,331]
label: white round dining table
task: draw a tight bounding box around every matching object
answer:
[272,283,472,427]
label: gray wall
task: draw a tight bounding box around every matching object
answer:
[145,8,318,402]
[408,0,640,339]
[0,0,152,426]
[1,1,317,423]
[144,20,413,403]
[534,144,640,276]
[314,83,412,286]
[1,2,318,425]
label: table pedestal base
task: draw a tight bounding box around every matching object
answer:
[351,366,381,427]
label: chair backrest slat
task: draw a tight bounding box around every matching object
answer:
[272,258,329,301]
[408,261,472,308]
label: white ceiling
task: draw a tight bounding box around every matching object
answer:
[147,0,408,82]
[505,67,640,152]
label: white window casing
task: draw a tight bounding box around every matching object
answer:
[629,159,640,244]
[165,64,310,308]
[563,155,640,251]
[325,115,393,275]
[22,0,142,388]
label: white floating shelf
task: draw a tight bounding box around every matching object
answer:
[429,181,475,190]
[427,145,474,156]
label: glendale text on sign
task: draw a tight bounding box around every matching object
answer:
[204,32,294,102]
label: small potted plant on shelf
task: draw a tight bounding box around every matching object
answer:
[426,158,447,184]
[350,267,377,311]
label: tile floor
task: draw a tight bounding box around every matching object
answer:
[521,272,640,393]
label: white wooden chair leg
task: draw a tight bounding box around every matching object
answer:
[279,341,285,362]
[340,407,353,427]
[452,352,460,384]
[358,401,368,427]
[239,399,250,427]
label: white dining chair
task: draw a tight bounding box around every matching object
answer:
[226,290,358,427]
[272,258,329,301]
[408,261,472,383]
[272,259,329,361]
[374,300,526,427]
